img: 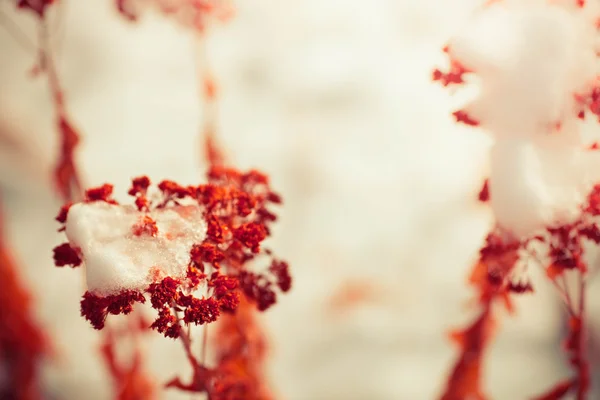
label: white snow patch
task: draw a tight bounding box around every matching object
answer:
[446,1,600,238]
[65,202,206,295]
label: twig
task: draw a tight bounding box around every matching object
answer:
[560,274,574,313]
[200,324,209,365]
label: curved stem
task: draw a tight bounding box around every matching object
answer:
[576,276,589,400]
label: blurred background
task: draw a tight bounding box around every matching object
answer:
[0,0,589,398]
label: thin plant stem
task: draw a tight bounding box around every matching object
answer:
[174,307,196,362]
[201,324,208,365]
[560,274,574,313]
[38,19,63,109]
[548,272,576,317]
[576,273,589,400]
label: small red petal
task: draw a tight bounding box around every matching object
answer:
[452,110,480,127]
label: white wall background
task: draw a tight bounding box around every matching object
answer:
[0,0,581,399]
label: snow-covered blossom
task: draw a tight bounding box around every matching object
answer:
[53,169,290,339]
[436,0,600,238]
[435,1,600,399]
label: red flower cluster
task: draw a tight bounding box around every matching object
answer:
[53,168,291,342]
[238,260,292,312]
[81,291,146,330]
[145,273,239,339]
[52,242,82,267]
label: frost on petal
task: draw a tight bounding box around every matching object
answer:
[65,202,206,295]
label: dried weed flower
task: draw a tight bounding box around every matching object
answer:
[52,242,82,267]
[53,169,290,397]
[54,171,287,334]
[435,1,600,399]
[29,1,290,397]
